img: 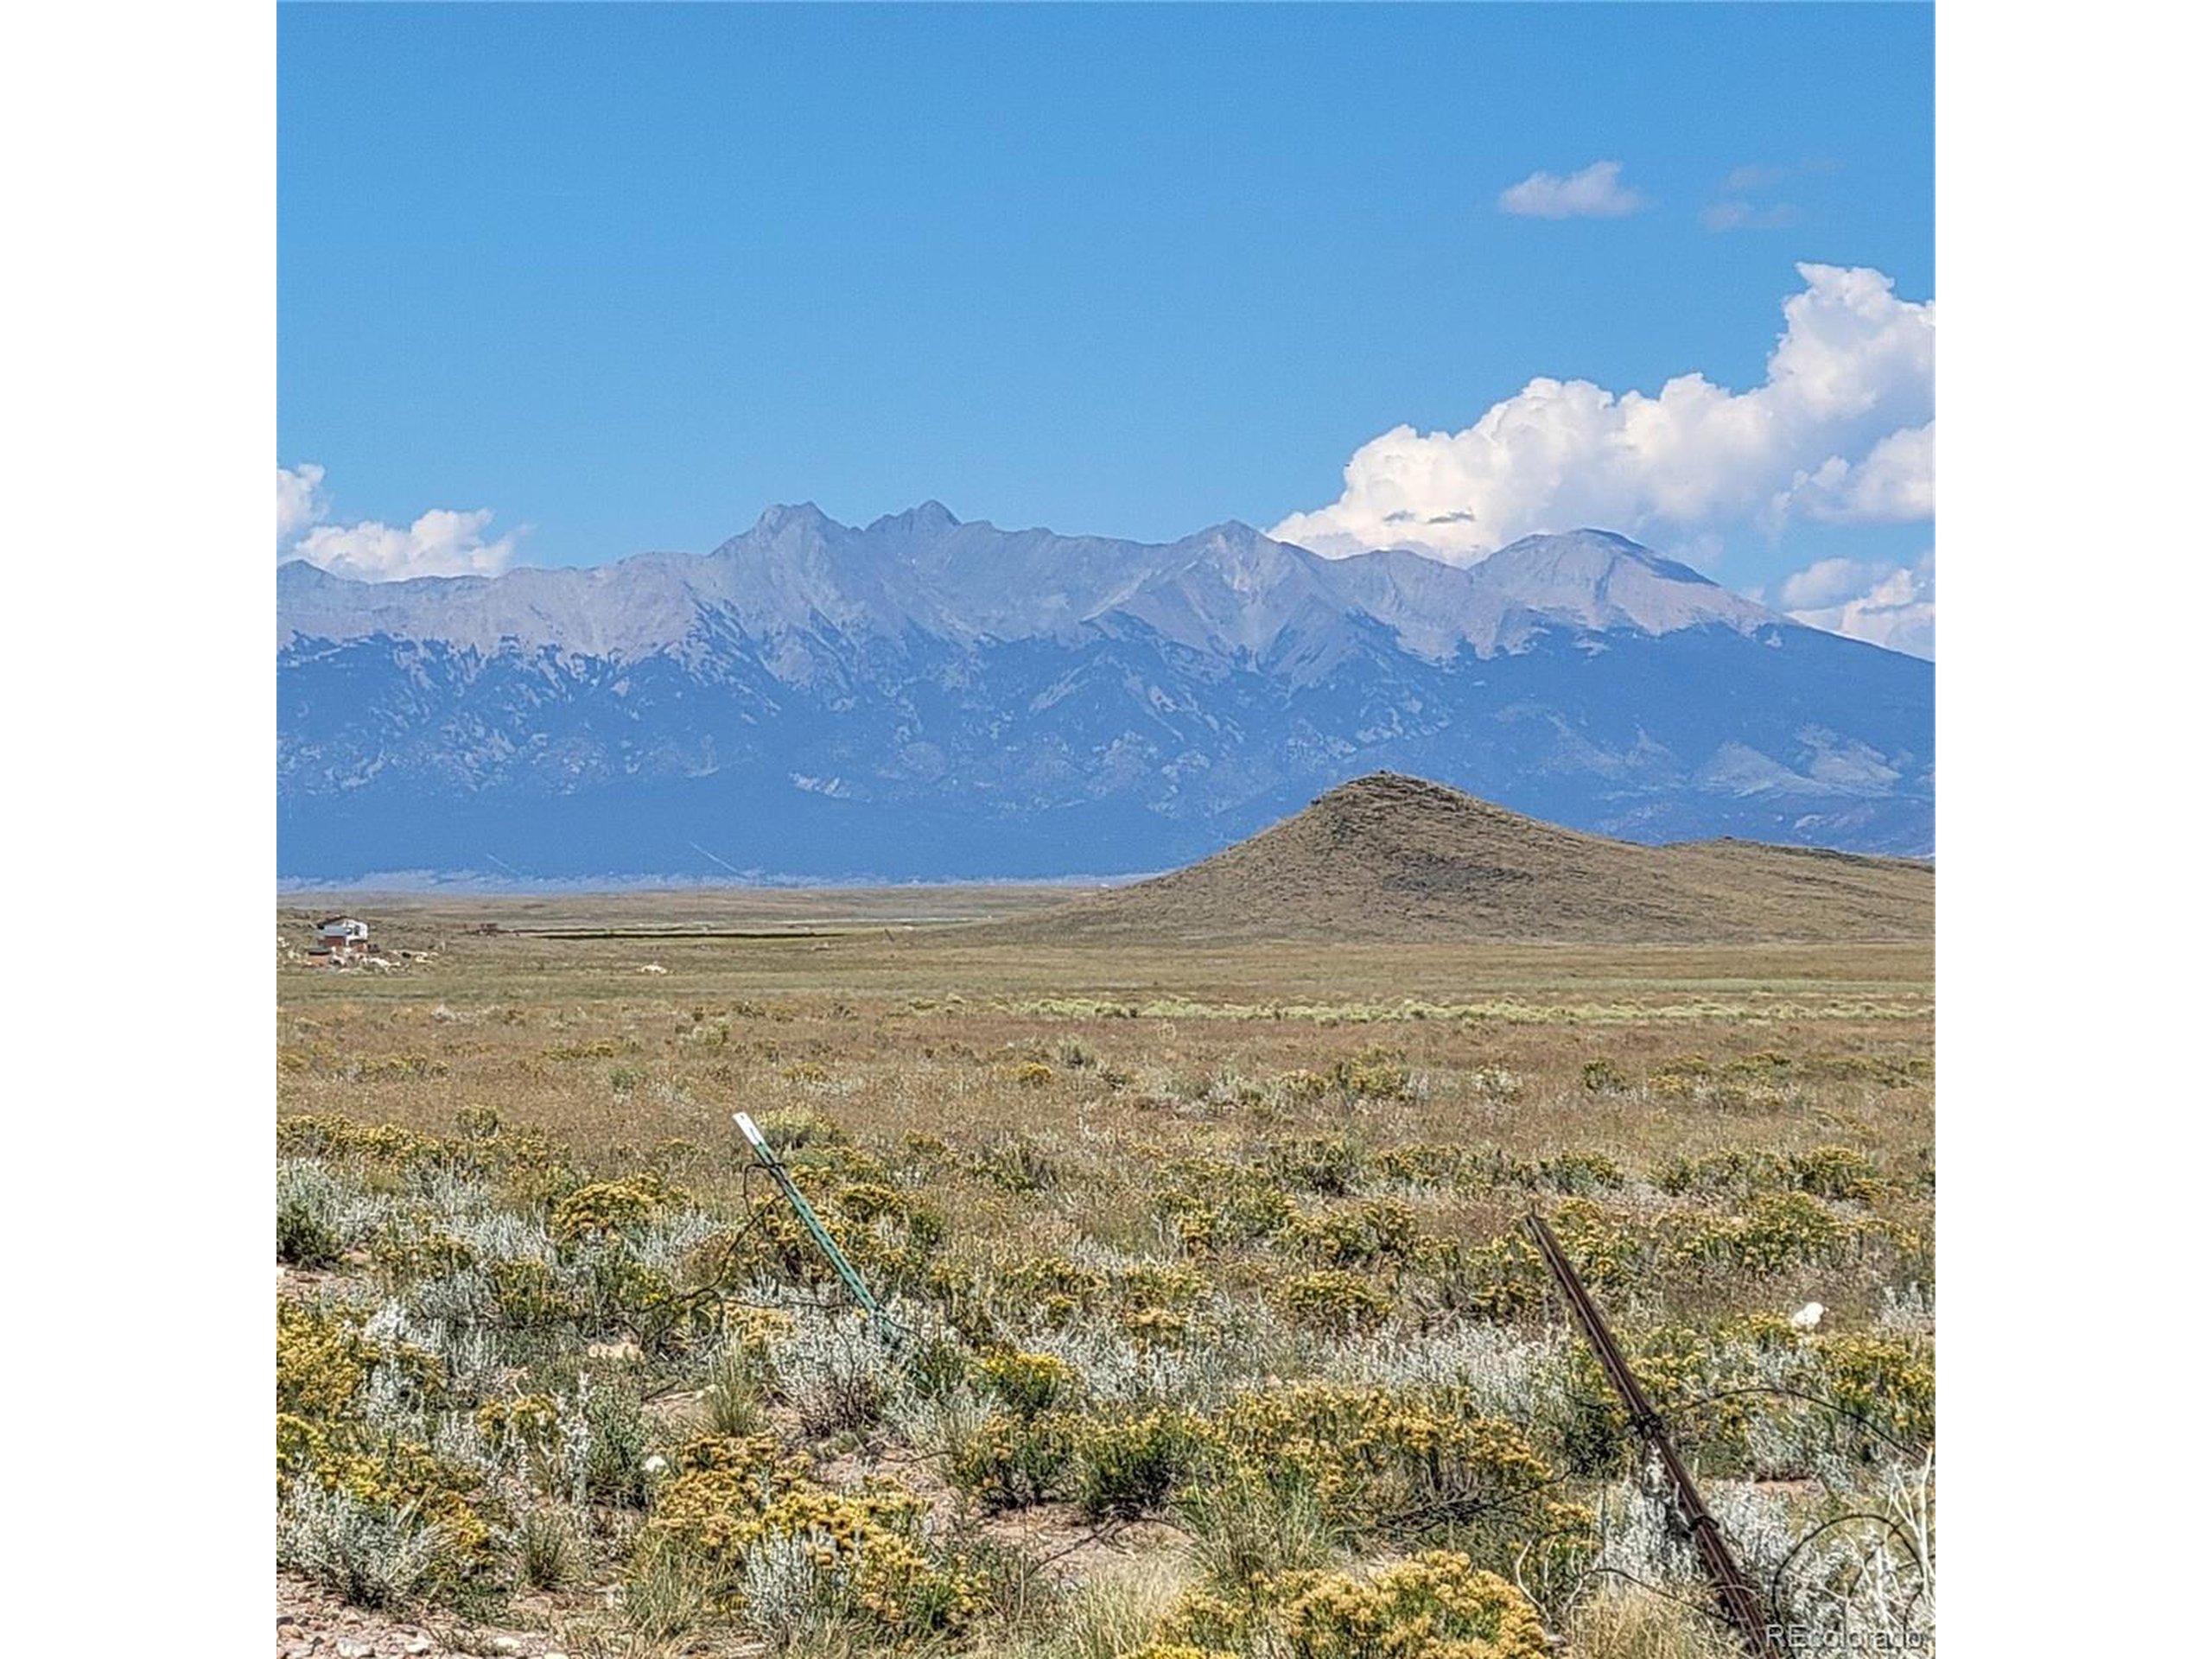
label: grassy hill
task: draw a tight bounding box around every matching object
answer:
[986,772,1932,945]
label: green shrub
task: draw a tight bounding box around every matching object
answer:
[1370,1144,1471,1188]
[969,1131,1059,1193]
[1276,1551,1548,1657]
[1330,1047,1414,1102]
[999,1254,1111,1325]
[1075,1409,1205,1519]
[1208,1382,1555,1548]
[702,1348,770,1440]
[1815,1332,1936,1449]
[1537,1150,1626,1196]
[1280,1270,1392,1335]
[753,1105,848,1148]
[1676,1192,1852,1276]
[515,1510,575,1590]
[1155,1157,1294,1255]
[1286,1198,1422,1269]
[276,1162,345,1269]
[1581,1058,1631,1094]
[1159,1549,1548,1659]
[979,1351,1081,1419]
[276,1484,450,1611]
[1656,1147,1786,1198]
[1269,1136,1367,1197]
[1788,1144,1889,1204]
[575,1377,655,1508]
[1404,1233,1547,1325]
[955,1412,1076,1511]
[550,1174,687,1245]
[621,1529,727,1642]
[1177,1466,1338,1589]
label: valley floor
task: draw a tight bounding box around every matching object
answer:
[276,893,1934,1658]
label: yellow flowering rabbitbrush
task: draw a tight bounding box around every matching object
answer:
[1159,1549,1549,1658]
[646,1433,986,1634]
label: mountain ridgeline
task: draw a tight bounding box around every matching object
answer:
[277,504,1932,880]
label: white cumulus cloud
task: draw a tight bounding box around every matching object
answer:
[1497,160,1647,219]
[1778,552,1934,659]
[1269,263,1933,563]
[293,508,518,582]
[1783,423,1934,524]
[277,462,518,581]
[276,462,327,543]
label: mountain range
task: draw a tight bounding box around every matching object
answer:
[277,503,1932,880]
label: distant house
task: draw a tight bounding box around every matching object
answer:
[313,916,371,962]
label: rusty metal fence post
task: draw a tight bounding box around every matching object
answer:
[1523,1211,1782,1659]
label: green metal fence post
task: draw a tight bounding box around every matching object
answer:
[734,1111,893,1335]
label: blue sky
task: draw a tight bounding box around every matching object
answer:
[279,3,1933,650]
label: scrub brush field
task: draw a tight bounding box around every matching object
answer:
[275,893,1933,1659]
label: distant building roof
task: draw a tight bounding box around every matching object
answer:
[315,917,370,938]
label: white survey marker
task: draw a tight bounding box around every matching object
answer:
[734,1111,769,1154]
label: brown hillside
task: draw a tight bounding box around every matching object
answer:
[988,773,1931,945]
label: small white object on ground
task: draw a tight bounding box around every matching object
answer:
[1789,1300,1825,1332]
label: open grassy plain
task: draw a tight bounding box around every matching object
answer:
[276,887,1933,1659]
